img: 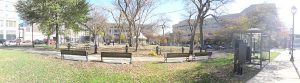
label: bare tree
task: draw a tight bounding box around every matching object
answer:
[115,0,158,51]
[157,15,171,37]
[186,0,231,54]
[105,8,127,44]
[80,6,108,54]
[174,31,184,45]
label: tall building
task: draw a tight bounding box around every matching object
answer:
[0,0,19,40]
[106,23,155,40]
[172,4,279,42]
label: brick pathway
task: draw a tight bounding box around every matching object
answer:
[24,47,219,64]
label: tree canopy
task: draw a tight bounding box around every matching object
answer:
[16,0,89,49]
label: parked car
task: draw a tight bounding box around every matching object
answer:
[206,45,213,49]
[22,40,31,43]
[15,39,22,43]
[6,40,17,45]
[34,39,44,44]
[0,39,6,45]
[44,39,56,44]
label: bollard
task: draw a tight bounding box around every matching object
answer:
[182,46,184,53]
[125,44,128,53]
[160,48,162,55]
[156,46,159,55]
[94,44,98,54]
[67,43,71,50]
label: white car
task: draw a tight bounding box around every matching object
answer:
[5,40,17,46]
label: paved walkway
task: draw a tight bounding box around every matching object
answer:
[247,50,300,83]
[23,47,222,64]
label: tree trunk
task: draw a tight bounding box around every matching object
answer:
[93,34,97,54]
[199,20,204,53]
[124,32,128,45]
[128,23,133,47]
[119,33,122,44]
[47,35,50,45]
[129,31,133,47]
[97,35,100,47]
[135,35,139,52]
[31,23,35,48]
[189,27,197,54]
[162,27,165,37]
[102,33,106,44]
[55,23,59,49]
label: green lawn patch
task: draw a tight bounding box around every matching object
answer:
[0,49,245,82]
[270,51,280,60]
[0,49,132,82]
[175,54,234,83]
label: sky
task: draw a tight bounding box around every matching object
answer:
[88,0,300,34]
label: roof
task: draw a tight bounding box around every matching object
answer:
[134,32,147,39]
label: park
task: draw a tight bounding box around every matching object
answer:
[0,0,299,83]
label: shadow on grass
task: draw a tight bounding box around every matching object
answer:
[173,57,266,83]
[174,58,235,83]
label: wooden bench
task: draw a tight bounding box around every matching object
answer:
[101,52,132,64]
[61,50,88,61]
[83,44,90,50]
[164,53,190,62]
[193,52,212,60]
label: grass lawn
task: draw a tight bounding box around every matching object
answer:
[270,51,280,60]
[0,48,282,82]
[0,48,240,82]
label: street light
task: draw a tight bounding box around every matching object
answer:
[291,6,297,62]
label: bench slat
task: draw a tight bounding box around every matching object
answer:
[194,52,212,56]
[166,53,190,58]
[101,52,132,58]
[61,50,87,56]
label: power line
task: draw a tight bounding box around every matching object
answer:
[156,8,185,15]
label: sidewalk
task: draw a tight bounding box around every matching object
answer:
[247,50,300,83]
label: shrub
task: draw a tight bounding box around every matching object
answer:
[148,50,157,56]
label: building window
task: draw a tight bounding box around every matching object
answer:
[26,27,31,32]
[6,34,16,40]
[6,20,16,27]
[0,30,3,39]
[6,30,16,40]
[0,20,3,27]
[0,34,3,39]
[6,30,16,34]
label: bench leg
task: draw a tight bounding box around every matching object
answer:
[164,57,167,63]
[101,57,103,62]
[186,57,189,61]
[61,54,64,60]
[86,56,88,62]
[193,56,195,61]
[130,58,132,64]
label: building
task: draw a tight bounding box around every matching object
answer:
[0,0,19,40]
[293,34,300,48]
[105,23,156,43]
[172,4,278,43]
[21,23,48,41]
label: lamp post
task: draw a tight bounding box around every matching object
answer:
[291,6,297,62]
